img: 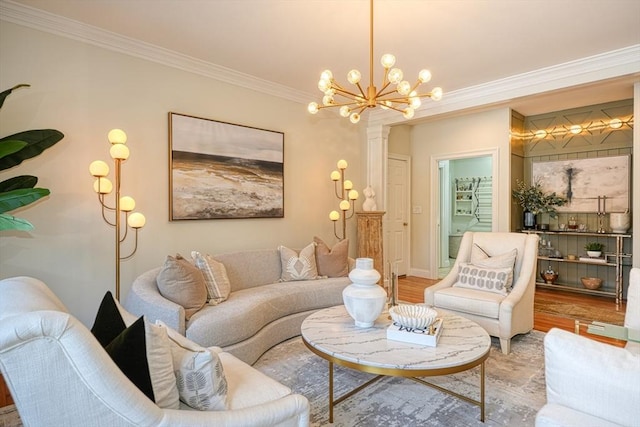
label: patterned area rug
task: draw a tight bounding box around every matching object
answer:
[254,332,547,427]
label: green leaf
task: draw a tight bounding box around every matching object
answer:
[0,188,50,214]
[0,175,38,192]
[0,140,28,159]
[0,129,64,171]
[0,84,30,109]
[0,213,34,231]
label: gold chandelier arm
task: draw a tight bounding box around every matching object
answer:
[354,82,368,100]
[374,101,406,113]
[120,228,139,260]
[331,83,363,100]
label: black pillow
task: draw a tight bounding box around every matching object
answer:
[90,291,155,402]
[105,316,155,402]
[91,291,126,347]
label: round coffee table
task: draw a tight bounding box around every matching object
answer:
[301,305,491,423]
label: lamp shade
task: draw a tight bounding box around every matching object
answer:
[343,180,353,191]
[348,189,359,200]
[119,196,135,212]
[329,210,340,221]
[110,143,130,160]
[93,177,113,194]
[330,170,341,181]
[89,160,109,177]
[108,128,127,144]
[128,212,146,229]
[337,159,348,170]
[339,200,350,211]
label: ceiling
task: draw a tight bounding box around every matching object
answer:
[5,0,640,118]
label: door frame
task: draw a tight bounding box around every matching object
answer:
[385,153,412,278]
[429,148,500,278]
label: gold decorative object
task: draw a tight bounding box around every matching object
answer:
[307,0,442,123]
[329,159,358,240]
[89,129,145,300]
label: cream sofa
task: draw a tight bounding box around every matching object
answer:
[0,276,310,427]
[125,249,353,364]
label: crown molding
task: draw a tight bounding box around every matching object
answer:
[2,0,638,125]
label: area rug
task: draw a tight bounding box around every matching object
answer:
[254,331,547,426]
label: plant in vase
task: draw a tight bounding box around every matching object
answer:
[584,242,604,258]
[512,179,567,230]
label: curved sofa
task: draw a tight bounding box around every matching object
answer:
[125,249,353,365]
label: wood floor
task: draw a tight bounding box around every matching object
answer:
[398,275,627,347]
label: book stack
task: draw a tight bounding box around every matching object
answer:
[386,318,443,347]
[579,256,607,264]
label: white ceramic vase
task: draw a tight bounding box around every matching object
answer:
[342,258,386,328]
[609,212,630,233]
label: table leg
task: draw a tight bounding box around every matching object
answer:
[480,361,485,422]
[329,361,334,423]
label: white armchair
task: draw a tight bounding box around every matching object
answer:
[425,231,539,354]
[0,276,310,427]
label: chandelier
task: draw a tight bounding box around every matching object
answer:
[307,0,442,124]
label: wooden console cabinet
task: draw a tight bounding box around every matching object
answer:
[356,211,385,276]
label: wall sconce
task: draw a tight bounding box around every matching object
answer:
[329,159,359,240]
[89,129,145,301]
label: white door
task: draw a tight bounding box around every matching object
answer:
[386,155,410,276]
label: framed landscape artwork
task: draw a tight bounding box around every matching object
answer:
[531,155,630,213]
[169,112,284,220]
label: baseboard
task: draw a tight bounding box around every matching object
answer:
[408,268,431,278]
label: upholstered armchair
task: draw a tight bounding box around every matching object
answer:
[425,231,539,354]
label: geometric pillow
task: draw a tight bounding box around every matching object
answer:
[191,251,231,306]
[313,236,349,277]
[156,254,208,320]
[278,242,319,282]
[157,320,228,411]
[453,262,513,295]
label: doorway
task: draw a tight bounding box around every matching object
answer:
[386,154,411,277]
[430,150,499,278]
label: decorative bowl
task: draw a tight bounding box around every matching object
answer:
[389,304,437,330]
[580,277,603,290]
[540,272,558,284]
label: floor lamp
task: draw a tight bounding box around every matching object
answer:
[329,159,359,240]
[89,129,145,301]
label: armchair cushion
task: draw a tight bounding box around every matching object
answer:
[453,263,513,295]
[433,286,504,318]
[91,290,127,347]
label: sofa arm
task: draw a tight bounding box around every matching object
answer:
[123,268,186,334]
[157,394,310,427]
[539,328,640,426]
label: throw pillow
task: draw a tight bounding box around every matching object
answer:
[157,320,228,411]
[453,262,513,295]
[278,242,319,281]
[471,244,518,269]
[191,251,231,305]
[91,292,179,409]
[156,254,207,320]
[314,236,349,277]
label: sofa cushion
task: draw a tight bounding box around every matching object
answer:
[212,249,283,292]
[432,287,503,318]
[191,251,231,305]
[186,277,350,348]
[91,292,179,409]
[157,254,207,320]
[158,320,228,411]
[314,236,349,277]
[453,262,513,295]
[278,243,319,281]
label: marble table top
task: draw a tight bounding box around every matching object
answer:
[301,305,491,372]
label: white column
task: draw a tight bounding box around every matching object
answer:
[366,124,391,210]
[633,82,639,268]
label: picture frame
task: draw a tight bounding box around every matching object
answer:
[531,155,630,213]
[169,112,284,220]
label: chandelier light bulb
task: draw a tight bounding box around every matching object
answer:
[108,129,127,145]
[348,189,359,200]
[381,54,396,69]
[318,79,331,92]
[350,112,361,124]
[329,210,340,221]
[570,125,582,134]
[320,69,333,81]
[89,160,109,177]
[339,106,351,117]
[380,100,392,110]
[127,212,146,229]
[330,170,341,181]
[110,143,130,160]
[431,87,443,101]
[308,102,319,114]
[347,69,362,84]
[403,108,415,119]
[119,196,136,212]
[343,180,353,190]
[324,88,335,96]
[418,69,432,83]
[397,81,411,96]
[339,200,351,211]
[387,68,403,84]
[322,95,334,106]
[609,118,623,129]
[337,159,348,170]
[93,177,113,194]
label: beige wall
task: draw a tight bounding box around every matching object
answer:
[0,22,361,324]
[407,108,512,276]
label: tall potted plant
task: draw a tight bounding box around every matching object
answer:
[0,84,64,231]
[512,179,567,229]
